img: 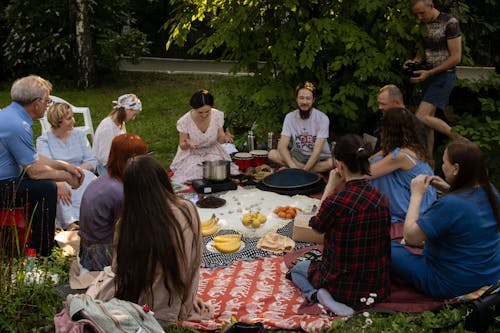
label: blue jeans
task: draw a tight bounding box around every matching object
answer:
[96,164,107,176]
[0,177,57,256]
[290,260,317,301]
[391,241,429,294]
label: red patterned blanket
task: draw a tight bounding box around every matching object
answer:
[180,256,340,331]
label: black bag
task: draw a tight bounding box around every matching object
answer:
[464,282,500,333]
[222,321,266,333]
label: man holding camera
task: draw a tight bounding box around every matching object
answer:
[405,0,462,157]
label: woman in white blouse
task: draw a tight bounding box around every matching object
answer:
[36,103,97,230]
[92,94,142,175]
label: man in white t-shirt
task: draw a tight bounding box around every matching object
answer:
[268,82,333,173]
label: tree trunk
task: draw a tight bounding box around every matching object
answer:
[72,0,95,89]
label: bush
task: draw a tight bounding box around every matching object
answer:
[452,73,500,188]
[0,248,71,331]
[96,27,151,74]
[2,0,72,78]
[0,0,150,84]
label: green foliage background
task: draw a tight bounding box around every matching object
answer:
[0,0,150,81]
[167,0,419,136]
[166,0,500,185]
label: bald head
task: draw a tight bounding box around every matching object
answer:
[377,84,404,112]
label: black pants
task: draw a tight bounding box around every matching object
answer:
[0,177,57,256]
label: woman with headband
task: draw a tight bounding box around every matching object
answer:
[92,94,142,175]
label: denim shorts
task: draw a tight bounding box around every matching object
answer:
[422,70,456,110]
[290,149,331,164]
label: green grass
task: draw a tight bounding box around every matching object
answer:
[0,73,498,332]
[0,73,242,167]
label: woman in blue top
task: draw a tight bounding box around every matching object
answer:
[36,103,97,230]
[369,108,436,238]
[392,140,500,298]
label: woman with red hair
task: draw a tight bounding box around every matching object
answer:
[79,133,147,271]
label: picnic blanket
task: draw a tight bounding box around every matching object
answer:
[196,187,320,238]
[201,221,312,268]
[181,255,341,331]
[185,245,490,331]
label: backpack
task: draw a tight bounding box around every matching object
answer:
[55,294,165,333]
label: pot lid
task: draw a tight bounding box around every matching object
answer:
[262,168,321,189]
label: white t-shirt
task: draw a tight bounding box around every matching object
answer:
[92,116,126,166]
[281,108,331,157]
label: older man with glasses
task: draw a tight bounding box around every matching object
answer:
[0,75,85,256]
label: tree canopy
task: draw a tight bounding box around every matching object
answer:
[166,0,427,134]
[165,0,498,136]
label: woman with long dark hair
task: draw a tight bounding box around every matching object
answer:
[105,155,211,326]
[369,108,436,236]
[392,140,500,298]
[289,134,391,315]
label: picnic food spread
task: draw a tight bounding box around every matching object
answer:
[196,188,319,238]
[201,214,219,236]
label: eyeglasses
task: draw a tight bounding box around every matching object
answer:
[31,96,53,106]
[44,97,54,107]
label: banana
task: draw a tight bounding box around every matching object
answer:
[213,239,241,253]
[213,234,242,243]
[201,214,217,228]
[202,222,219,236]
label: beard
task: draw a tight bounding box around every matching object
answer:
[299,107,313,119]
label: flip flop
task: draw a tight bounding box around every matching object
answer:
[64,222,80,231]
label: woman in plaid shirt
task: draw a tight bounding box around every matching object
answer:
[289,134,391,315]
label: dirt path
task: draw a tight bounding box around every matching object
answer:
[120,57,495,81]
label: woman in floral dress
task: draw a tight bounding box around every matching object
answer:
[170,90,239,183]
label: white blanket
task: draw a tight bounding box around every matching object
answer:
[196,188,320,238]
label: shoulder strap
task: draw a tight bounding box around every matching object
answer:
[399,150,418,166]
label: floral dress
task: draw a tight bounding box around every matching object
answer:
[170,108,238,183]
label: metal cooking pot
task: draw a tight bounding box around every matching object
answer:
[202,160,230,181]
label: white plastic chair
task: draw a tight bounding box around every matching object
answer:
[39,95,94,142]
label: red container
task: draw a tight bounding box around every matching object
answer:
[250,150,268,167]
[234,152,253,170]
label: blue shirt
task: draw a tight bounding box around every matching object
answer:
[0,102,38,180]
[418,187,500,298]
[36,128,96,169]
[370,148,436,223]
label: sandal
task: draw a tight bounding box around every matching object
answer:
[64,222,80,231]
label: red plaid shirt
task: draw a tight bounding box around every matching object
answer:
[308,179,391,309]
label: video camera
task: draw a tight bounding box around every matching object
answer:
[404,62,429,78]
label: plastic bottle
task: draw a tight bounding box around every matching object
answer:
[26,248,36,272]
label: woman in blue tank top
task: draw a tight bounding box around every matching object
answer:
[369,108,436,238]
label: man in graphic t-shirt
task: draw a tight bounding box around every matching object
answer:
[268,82,333,173]
[405,0,462,157]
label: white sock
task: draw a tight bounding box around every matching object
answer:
[317,288,355,316]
